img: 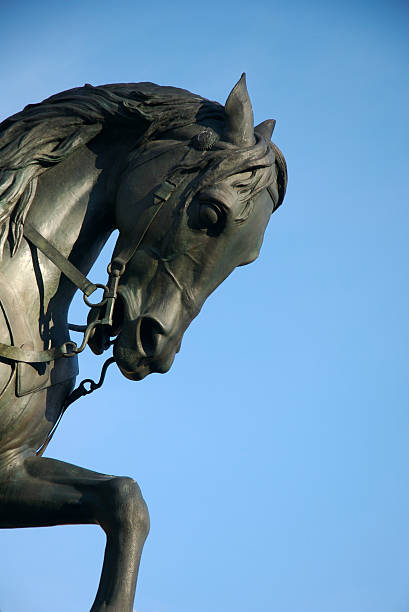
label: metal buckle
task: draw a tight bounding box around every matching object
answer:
[61,341,78,358]
[154,179,177,203]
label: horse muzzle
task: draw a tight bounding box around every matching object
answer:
[113,315,180,380]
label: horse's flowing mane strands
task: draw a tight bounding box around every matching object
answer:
[0,82,286,256]
[0,83,216,253]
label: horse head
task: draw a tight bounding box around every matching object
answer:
[90,75,287,380]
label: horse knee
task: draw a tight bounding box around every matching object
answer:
[100,476,150,536]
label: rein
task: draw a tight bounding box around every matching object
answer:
[35,355,116,456]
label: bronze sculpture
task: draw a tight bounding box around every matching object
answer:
[0,74,287,611]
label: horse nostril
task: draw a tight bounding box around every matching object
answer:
[137,316,164,358]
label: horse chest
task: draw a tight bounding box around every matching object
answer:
[0,271,78,401]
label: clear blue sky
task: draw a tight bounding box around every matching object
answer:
[1,1,408,611]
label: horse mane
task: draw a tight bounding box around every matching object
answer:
[0,82,287,256]
[0,82,224,255]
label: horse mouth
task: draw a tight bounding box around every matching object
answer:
[113,341,176,381]
[87,295,125,355]
[117,363,150,381]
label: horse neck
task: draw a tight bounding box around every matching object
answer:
[1,138,126,340]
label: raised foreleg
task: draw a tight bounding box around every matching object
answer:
[0,455,149,612]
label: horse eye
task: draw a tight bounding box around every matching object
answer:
[199,202,221,227]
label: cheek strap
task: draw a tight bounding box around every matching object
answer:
[111,175,186,268]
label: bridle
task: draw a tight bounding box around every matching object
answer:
[0,136,217,365]
[0,138,279,365]
[0,173,187,365]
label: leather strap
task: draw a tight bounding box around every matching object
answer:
[0,224,98,363]
[23,222,97,297]
[0,267,74,363]
[0,342,68,363]
[112,177,184,267]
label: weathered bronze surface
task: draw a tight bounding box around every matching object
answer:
[0,75,287,611]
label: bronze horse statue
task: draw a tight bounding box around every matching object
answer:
[0,75,286,611]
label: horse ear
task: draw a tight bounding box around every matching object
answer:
[223,73,255,147]
[254,119,276,141]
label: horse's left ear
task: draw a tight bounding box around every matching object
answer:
[254,119,276,141]
[223,73,255,147]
